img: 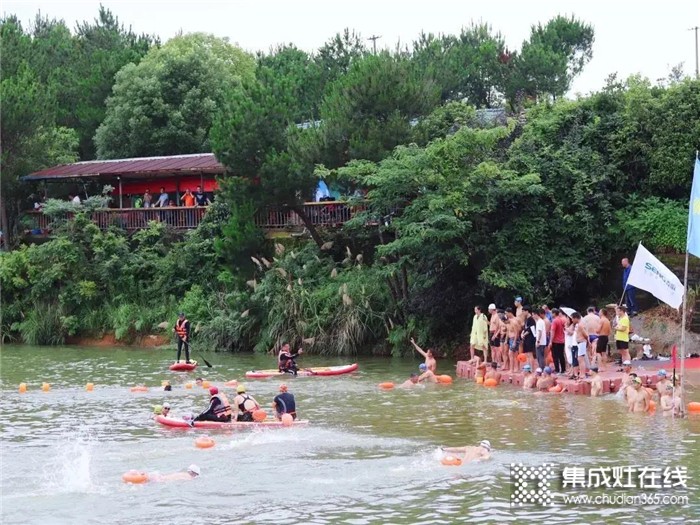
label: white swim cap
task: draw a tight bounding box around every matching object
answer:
[187,464,201,476]
[488,303,497,310]
[479,440,492,451]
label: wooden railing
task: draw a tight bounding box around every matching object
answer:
[22,201,375,235]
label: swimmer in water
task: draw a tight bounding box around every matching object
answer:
[398,373,423,388]
[654,369,670,400]
[441,440,492,463]
[589,367,603,397]
[418,363,439,383]
[628,377,649,413]
[150,464,200,482]
[410,337,437,373]
[484,362,501,383]
[536,366,554,391]
[522,364,537,389]
[660,384,674,416]
[621,371,637,402]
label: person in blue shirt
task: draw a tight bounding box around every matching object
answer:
[273,384,297,420]
[621,257,637,315]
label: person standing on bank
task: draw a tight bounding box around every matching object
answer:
[621,258,638,316]
[173,312,192,364]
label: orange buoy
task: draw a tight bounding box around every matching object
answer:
[476,376,484,384]
[122,470,149,484]
[18,383,27,393]
[549,384,562,393]
[41,382,51,392]
[184,382,193,389]
[688,402,700,413]
[441,455,463,466]
[85,383,94,392]
[281,413,294,427]
[517,353,527,363]
[201,380,210,388]
[195,436,215,449]
[648,400,657,413]
[130,386,148,393]
[484,378,498,387]
[437,375,453,384]
[252,409,267,422]
[378,382,395,390]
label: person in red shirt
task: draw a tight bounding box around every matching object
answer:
[548,308,567,375]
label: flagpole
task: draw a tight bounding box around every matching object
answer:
[679,249,689,414]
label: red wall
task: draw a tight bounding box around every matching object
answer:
[119,176,218,195]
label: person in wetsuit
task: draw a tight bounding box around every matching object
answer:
[272,384,297,420]
[278,343,303,375]
[194,387,232,422]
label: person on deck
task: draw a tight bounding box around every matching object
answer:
[194,386,232,422]
[143,189,153,208]
[173,312,192,364]
[155,187,169,208]
[278,343,303,375]
[410,337,437,373]
[469,305,489,360]
[614,305,631,364]
[233,384,260,422]
[273,384,297,420]
[194,186,211,206]
[182,188,196,207]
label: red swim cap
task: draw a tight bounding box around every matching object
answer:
[209,386,219,395]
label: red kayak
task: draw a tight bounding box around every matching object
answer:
[169,360,198,372]
[155,415,309,429]
[245,363,359,379]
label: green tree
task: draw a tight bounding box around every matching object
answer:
[95,32,255,159]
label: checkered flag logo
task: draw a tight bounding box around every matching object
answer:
[510,463,554,506]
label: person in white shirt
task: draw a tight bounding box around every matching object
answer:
[534,308,547,369]
[69,193,81,205]
[155,187,169,207]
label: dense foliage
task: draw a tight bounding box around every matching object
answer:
[2,9,700,356]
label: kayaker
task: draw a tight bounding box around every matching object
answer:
[173,312,192,364]
[150,464,201,482]
[233,384,260,422]
[441,440,492,462]
[278,343,303,375]
[273,384,297,420]
[409,337,437,372]
[194,386,232,422]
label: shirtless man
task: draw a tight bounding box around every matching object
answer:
[506,309,521,373]
[484,362,502,383]
[628,377,650,413]
[521,364,536,389]
[514,297,525,323]
[582,307,601,363]
[621,371,637,403]
[536,366,555,391]
[489,312,504,368]
[499,312,509,370]
[596,309,612,370]
[570,312,590,378]
[660,384,674,416]
[590,367,603,397]
[149,464,200,482]
[418,363,439,383]
[399,373,423,388]
[410,338,437,373]
[487,303,498,362]
[654,369,670,399]
[441,440,492,463]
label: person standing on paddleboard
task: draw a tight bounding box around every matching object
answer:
[173,312,192,364]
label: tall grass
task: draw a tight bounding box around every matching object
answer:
[18,302,66,345]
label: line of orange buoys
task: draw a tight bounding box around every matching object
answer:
[16,379,239,393]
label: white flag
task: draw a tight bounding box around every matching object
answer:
[626,243,684,309]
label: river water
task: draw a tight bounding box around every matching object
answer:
[1,345,699,524]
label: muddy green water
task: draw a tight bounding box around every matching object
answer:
[1,345,699,524]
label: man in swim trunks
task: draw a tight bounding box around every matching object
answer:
[536,366,555,391]
[488,312,504,367]
[410,338,437,373]
[596,308,611,370]
[505,309,521,373]
[614,305,631,363]
[571,312,590,378]
[628,376,649,413]
[484,362,501,384]
[441,440,492,462]
[590,367,603,397]
[514,297,525,323]
[582,307,601,363]
[522,364,537,389]
[487,303,498,362]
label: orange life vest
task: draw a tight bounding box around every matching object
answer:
[212,392,232,419]
[175,318,189,339]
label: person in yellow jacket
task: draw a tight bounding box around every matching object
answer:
[470,305,489,360]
